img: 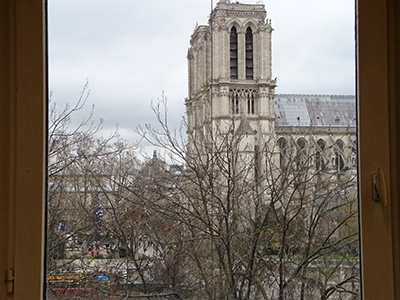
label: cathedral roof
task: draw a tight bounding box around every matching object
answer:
[274,94,356,127]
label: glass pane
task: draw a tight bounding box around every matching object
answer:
[47,1,357,299]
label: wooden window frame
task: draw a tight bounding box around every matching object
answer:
[1,0,400,299]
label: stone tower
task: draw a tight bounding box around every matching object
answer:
[186,0,276,159]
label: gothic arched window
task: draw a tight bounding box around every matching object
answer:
[230,89,239,114]
[316,139,326,171]
[247,91,255,114]
[277,138,287,169]
[334,139,345,171]
[230,27,238,79]
[296,138,306,169]
[245,27,253,80]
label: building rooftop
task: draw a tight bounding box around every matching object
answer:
[274,94,356,127]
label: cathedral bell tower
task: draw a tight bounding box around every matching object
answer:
[186,0,276,157]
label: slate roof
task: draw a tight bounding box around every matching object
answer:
[274,94,356,127]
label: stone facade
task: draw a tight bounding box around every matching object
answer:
[186,0,356,174]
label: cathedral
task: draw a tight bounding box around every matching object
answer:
[185,0,356,174]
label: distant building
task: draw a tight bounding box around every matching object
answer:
[186,0,356,173]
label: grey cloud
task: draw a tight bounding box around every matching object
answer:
[49,0,355,142]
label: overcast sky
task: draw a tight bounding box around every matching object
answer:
[48,0,355,143]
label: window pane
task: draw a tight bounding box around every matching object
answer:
[48,1,357,299]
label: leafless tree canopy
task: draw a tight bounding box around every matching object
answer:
[47,94,359,300]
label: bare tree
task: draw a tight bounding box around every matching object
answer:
[47,93,359,300]
[134,98,359,300]
[47,84,131,299]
